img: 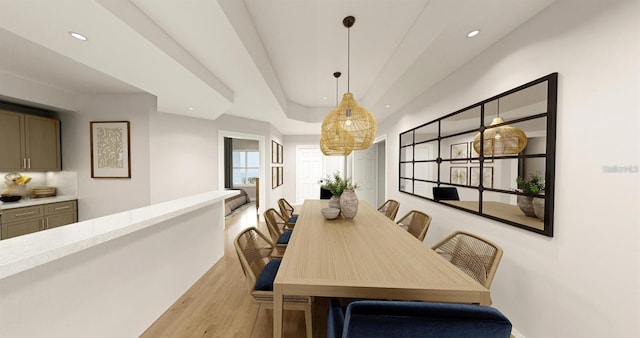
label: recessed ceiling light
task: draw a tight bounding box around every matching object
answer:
[322,96,328,100]
[69,32,88,41]
[188,107,194,110]
[385,105,391,108]
[467,30,480,38]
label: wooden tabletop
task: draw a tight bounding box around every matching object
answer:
[272,199,491,337]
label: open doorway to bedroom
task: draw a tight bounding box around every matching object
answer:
[218,131,265,218]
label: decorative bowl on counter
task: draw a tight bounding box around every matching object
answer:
[0,195,22,203]
[321,207,341,220]
[32,186,56,198]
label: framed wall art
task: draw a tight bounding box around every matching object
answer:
[470,166,494,188]
[450,167,468,185]
[272,141,278,163]
[272,167,278,189]
[450,143,468,163]
[90,121,131,178]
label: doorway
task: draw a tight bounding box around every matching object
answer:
[218,131,265,215]
[295,145,344,204]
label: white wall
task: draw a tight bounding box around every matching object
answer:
[149,112,218,203]
[379,0,639,337]
[59,94,153,221]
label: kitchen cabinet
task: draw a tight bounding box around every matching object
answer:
[0,109,61,171]
[1,200,77,240]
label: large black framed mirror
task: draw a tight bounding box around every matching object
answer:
[399,73,557,236]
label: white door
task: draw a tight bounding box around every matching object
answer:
[352,146,378,207]
[296,146,345,204]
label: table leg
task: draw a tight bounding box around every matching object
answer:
[274,285,283,338]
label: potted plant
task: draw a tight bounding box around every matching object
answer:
[322,172,358,211]
[515,171,545,218]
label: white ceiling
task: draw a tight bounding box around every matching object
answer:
[0,0,555,135]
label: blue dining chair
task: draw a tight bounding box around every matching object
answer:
[328,299,512,338]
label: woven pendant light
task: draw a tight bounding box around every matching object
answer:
[321,72,353,156]
[320,15,376,151]
[473,100,528,155]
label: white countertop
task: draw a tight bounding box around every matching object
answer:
[0,195,78,213]
[0,190,238,279]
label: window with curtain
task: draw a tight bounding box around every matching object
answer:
[233,151,259,185]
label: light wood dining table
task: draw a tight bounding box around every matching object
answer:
[273,199,491,337]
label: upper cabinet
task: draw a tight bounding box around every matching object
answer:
[0,109,61,171]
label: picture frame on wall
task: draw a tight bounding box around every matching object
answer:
[278,144,284,164]
[272,141,278,164]
[450,167,468,185]
[470,166,494,188]
[450,143,468,164]
[277,167,283,185]
[272,167,278,189]
[90,121,131,178]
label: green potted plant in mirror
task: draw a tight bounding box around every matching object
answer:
[516,171,545,218]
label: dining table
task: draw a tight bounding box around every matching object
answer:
[272,199,491,337]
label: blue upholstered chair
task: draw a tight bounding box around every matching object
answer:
[433,186,460,201]
[234,227,312,337]
[328,299,512,338]
[320,187,333,199]
[264,208,292,257]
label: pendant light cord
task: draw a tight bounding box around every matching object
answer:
[347,26,350,92]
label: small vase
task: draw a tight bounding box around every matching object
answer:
[340,189,359,219]
[533,197,545,220]
[517,195,536,217]
[329,195,341,209]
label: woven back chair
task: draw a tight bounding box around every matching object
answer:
[263,208,291,257]
[432,231,503,289]
[377,199,400,221]
[234,227,312,337]
[277,198,298,228]
[396,210,432,241]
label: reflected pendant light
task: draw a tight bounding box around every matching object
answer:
[473,99,528,155]
[321,72,354,156]
[322,16,376,151]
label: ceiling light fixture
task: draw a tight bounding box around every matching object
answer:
[385,105,391,108]
[321,16,376,151]
[473,98,527,155]
[321,72,353,156]
[69,32,88,41]
[467,30,480,38]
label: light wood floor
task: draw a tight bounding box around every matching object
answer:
[141,206,310,338]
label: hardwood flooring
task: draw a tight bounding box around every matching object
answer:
[141,206,309,338]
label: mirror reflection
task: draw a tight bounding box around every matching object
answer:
[399,73,557,236]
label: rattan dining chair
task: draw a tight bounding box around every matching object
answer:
[277,198,298,228]
[234,227,312,337]
[431,231,503,289]
[396,210,432,241]
[377,199,400,221]
[264,208,292,257]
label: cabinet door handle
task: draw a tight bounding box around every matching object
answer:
[15,211,35,217]
[27,157,31,169]
[23,158,27,169]
[54,206,70,210]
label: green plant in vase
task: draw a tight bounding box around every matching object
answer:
[322,171,358,209]
[516,171,545,218]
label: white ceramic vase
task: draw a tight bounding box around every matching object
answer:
[533,197,545,220]
[329,195,341,209]
[340,189,359,219]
